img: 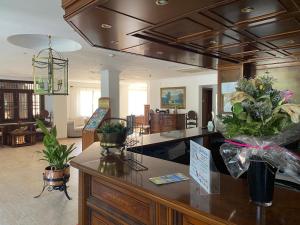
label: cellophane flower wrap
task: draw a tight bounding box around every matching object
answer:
[216,75,300,182]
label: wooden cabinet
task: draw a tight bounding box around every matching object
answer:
[183,216,210,225]
[92,211,122,225]
[150,113,185,133]
[91,177,156,225]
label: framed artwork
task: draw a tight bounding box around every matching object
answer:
[160,87,186,109]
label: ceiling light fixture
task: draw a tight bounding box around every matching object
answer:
[110,40,119,44]
[32,35,68,95]
[108,53,115,57]
[155,0,168,6]
[101,23,112,29]
[209,40,217,45]
[241,6,254,13]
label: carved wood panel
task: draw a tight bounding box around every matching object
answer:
[91,177,155,225]
[92,211,123,225]
[152,18,211,39]
[182,215,210,225]
[210,0,286,24]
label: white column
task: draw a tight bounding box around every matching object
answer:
[52,95,68,138]
[101,69,120,117]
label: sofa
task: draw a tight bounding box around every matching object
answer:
[67,117,88,138]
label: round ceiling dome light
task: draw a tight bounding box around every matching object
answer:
[209,40,218,45]
[241,6,254,13]
[156,0,168,6]
[101,24,112,29]
[7,34,82,52]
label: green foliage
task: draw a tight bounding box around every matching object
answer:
[36,119,76,170]
[97,122,127,134]
[222,75,297,138]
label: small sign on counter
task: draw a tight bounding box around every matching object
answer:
[189,140,212,193]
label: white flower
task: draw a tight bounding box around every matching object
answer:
[280,104,300,123]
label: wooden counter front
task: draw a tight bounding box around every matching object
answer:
[71,143,300,225]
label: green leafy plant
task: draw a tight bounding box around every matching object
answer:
[221,75,300,138]
[97,122,127,134]
[36,119,76,170]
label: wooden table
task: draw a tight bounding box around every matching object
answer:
[71,143,300,225]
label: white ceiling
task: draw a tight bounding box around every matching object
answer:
[0,0,216,82]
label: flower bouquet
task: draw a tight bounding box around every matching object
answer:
[216,75,300,206]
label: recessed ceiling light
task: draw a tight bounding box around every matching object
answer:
[156,51,164,55]
[287,40,295,45]
[101,24,112,29]
[110,40,119,44]
[155,0,168,6]
[241,6,254,13]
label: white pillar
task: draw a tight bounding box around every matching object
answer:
[101,69,120,117]
[52,95,68,138]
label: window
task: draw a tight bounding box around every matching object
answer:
[4,93,14,120]
[128,83,148,115]
[0,80,45,123]
[32,94,41,117]
[18,93,28,119]
[79,88,100,117]
[69,86,101,118]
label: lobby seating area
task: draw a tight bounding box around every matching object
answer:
[67,117,88,138]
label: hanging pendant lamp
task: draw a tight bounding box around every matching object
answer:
[32,35,68,95]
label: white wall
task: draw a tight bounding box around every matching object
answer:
[149,72,218,127]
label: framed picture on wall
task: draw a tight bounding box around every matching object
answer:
[160,87,186,109]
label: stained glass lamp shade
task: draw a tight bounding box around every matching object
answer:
[32,36,68,95]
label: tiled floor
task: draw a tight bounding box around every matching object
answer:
[0,138,81,225]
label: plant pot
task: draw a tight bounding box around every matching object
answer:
[247,159,277,207]
[97,131,127,148]
[44,164,70,187]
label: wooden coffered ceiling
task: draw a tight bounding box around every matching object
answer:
[62,0,300,69]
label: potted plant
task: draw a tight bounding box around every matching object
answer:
[36,119,76,187]
[96,119,128,149]
[216,75,300,206]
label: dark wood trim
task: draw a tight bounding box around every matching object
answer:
[78,171,91,225]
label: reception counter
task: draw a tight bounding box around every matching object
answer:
[131,127,218,148]
[71,143,300,225]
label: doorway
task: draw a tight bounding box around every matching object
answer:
[202,88,213,128]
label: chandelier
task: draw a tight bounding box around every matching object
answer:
[32,35,68,95]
